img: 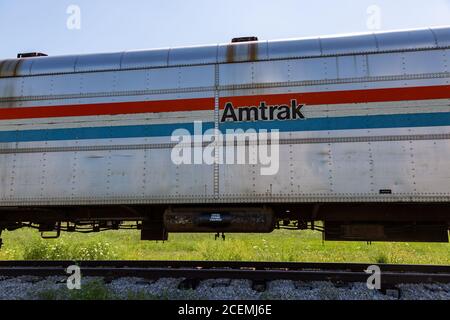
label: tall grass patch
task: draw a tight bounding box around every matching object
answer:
[22,238,117,260]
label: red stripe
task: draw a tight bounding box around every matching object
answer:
[1,85,450,120]
[0,98,214,120]
[220,85,450,107]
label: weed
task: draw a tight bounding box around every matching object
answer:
[36,279,114,300]
[375,254,389,264]
[21,238,117,260]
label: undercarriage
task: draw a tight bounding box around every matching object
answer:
[0,203,449,248]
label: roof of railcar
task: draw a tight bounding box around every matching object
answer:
[1,26,450,78]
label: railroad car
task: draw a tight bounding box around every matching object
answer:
[1,27,450,246]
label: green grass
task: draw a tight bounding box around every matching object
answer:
[34,279,196,300]
[0,228,449,264]
[36,279,115,300]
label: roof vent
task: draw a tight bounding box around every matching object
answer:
[231,36,258,43]
[17,52,48,59]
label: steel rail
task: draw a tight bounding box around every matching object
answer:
[0,261,449,287]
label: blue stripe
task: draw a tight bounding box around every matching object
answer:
[220,112,450,132]
[0,122,214,143]
[0,112,449,143]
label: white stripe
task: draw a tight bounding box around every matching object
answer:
[0,110,214,130]
[2,98,449,131]
[0,90,214,108]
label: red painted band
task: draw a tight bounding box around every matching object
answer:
[0,98,214,120]
[219,85,450,108]
[0,85,449,120]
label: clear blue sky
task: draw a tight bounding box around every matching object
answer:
[1,0,450,59]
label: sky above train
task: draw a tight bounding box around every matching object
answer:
[1,0,450,59]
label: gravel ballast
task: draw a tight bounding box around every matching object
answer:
[0,276,449,300]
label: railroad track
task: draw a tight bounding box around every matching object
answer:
[0,260,449,288]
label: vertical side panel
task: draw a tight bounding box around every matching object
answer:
[329,142,373,194]
[337,55,369,79]
[75,151,109,198]
[290,57,337,81]
[0,154,15,199]
[370,141,415,194]
[13,153,46,198]
[290,143,333,194]
[410,140,450,194]
[106,150,145,197]
[39,152,75,198]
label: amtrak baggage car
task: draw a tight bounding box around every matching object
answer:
[0,27,449,245]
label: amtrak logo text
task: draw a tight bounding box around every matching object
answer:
[221,99,305,122]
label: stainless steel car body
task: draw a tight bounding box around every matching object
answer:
[1,26,450,206]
